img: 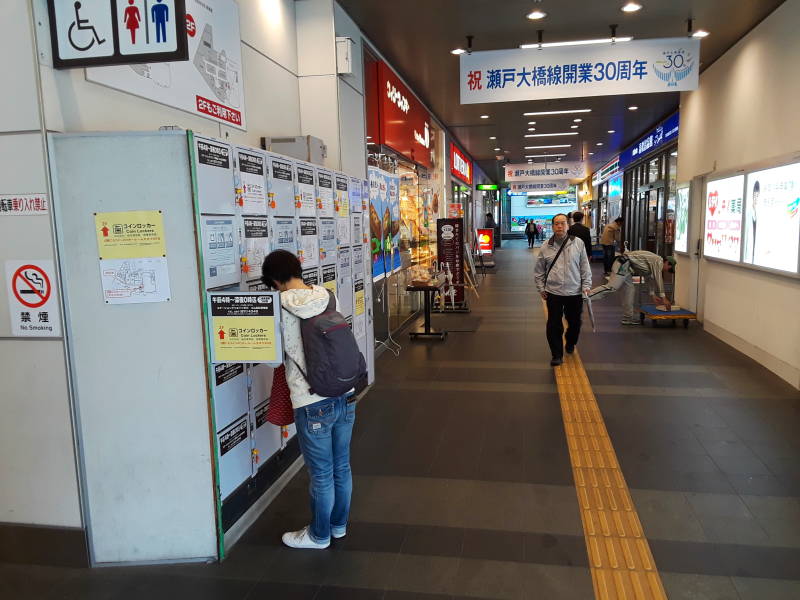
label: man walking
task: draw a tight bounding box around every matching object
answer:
[568,211,592,261]
[525,220,535,248]
[534,214,592,366]
[600,217,623,275]
[588,250,675,325]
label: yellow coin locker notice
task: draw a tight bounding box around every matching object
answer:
[95,210,166,259]
[209,292,283,365]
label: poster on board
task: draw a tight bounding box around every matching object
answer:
[87,0,246,129]
[243,217,268,280]
[337,216,352,246]
[270,217,297,254]
[267,155,295,217]
[302,267,320,286]
[99,258,171,304]
[349,176,362,213]
[387,174,401,272]
[209,292,282,364]
[335,175,350,218]
[338,246,352,280]
[703,176,743,262]
[296,163,317,217]
[237,149,267,215]
[201,216,239,288]
[319,218,337,265]
[437,218,465,303]
[674,186,690,254]
[317,168,335,218]
[743,163,800,273]
[299,218,320,268]
[193,137,235,215]
[321,264,337,295]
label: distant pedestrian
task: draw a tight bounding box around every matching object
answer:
[484,212,496,229]
[525,221,535,248]
[568,211,592,261]
[534,214,592,366]
[600,217,623,275]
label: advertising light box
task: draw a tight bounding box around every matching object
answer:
[674,186,690,254]
[703,175,744,262]
[743,163,800,273]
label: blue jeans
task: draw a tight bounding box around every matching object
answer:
[294,394,355,544]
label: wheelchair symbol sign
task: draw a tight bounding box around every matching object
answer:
[51,0,114,60]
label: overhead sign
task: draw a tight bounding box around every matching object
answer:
[510,181,570,193]
[48,0,188,69]
[476,184,498,191]
[450,143,472,185]
[505,161,587,182]
[619,112,679,168]
[86,0,245,129]
[592,157,621,187]
[0,193,49,216]
[460,37,700,104]
[209,292,282,364]
[5,260,62,337]
[377,62,432,169]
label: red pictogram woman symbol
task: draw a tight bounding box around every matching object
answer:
[123,0,141,44]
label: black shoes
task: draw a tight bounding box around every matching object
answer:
[565,344,575,354]
[550,357,563,366]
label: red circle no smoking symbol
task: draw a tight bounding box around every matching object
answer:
[12,265,51,309]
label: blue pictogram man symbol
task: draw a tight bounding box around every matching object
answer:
[151,0,169,43]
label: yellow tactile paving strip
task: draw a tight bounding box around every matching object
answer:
[556,352,668,600]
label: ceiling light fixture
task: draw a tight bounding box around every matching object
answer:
[450,48,466,55]
[628,105,638,110]
[489,136,497,140]
[480,115,490,119]
[621,2,642,12]
[526,8,547,20]
[493,147,501,151]
[596,142,604,146]
[573,118,583,122]
[693,29,710,38]
[608,129,615,133]
[570,125,579,129]
[524,109,591,116]
[589,152,594,155]
[524,132,579,137]
[527,121,537,125]
[528,127,536,131]
[524,144,572,149]
[525,153,567,158]
[520,37,632,49]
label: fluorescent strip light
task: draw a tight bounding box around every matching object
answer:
[692,29,710,38]
[525,153,567,158]
[524,144,572,149]
[524,132,578,138]
[524,109,591,116]
[450,48,466,55]
[527,121,537,125]
[520,37,632,49]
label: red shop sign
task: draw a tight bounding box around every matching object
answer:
[450,143,472,184]
[477,228,494,255]
[376,62,432,169]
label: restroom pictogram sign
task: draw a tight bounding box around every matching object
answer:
[12,264,51,308]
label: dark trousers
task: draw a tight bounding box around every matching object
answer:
[546,294,583,358]
[602,245,616,273]
[526,233,534,247]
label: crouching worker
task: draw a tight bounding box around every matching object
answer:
[261,250,366,549]
[587,251,676,325]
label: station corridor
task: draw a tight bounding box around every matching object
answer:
[2,243,798,599]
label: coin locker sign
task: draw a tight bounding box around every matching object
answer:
[209,292,282,364]
[95,210,166,259]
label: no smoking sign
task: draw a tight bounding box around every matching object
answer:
[5,260,61,337]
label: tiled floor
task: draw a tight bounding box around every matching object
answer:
[2,241,799,599]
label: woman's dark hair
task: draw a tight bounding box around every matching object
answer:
[572,211,584,222]
[261,250,302,289]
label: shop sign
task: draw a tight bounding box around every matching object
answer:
[460,38,699,104]
[591,157,621,187]
[619,112,679,169]
[377,62,432,169]
[450,144,472,184]
[509,180,570,194]
[437,218,464,303]
[505,161,587,182]
[477,228,494,255]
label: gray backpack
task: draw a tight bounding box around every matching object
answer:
[290,291,367,397]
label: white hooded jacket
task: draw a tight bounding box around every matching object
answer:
[280,285,339,410]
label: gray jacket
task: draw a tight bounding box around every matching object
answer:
[534,235,592,296]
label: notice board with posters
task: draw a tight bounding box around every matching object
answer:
[437,218,465,304]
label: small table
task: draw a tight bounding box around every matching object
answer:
[639,304,697,328]
[406,276,447,340]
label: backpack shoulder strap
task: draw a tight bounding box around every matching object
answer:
[325,289,336,311]
[543,236,575,287]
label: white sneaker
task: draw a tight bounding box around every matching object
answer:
[281,526,329,549]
